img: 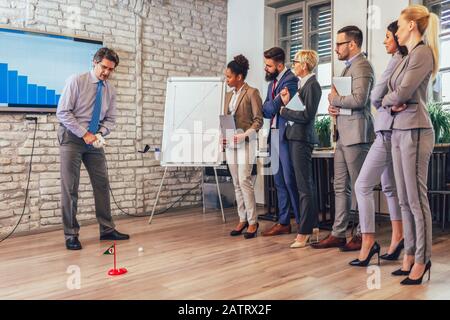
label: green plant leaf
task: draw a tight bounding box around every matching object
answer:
[427,101,450,144]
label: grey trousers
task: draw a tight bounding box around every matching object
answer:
[289,140,318,234]
[58,126,115,240]
[332,139,371,238]
[355,132,401,234]
[225,142,258,225]
[391,128,434,264]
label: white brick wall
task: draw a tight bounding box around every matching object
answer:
[0,0,227,235]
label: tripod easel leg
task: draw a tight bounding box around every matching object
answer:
[202,169,206,214]
[213,167,226,223]
[148,166,168,224]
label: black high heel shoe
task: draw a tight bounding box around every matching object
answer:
[349,242,381,267]
[391,259,414,276]
[391,268,411,276]
[380,239,404,261]
[400,261,432,285]
[230,222,249,236]
[244,223,259,239]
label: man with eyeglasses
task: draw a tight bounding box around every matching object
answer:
[57,47,129,250]
[311,26,375,252]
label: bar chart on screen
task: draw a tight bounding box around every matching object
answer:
[0,27,102,113]
[0,63,61,107]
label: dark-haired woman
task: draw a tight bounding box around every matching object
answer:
[350,21,408,267]
[224,55,263,239]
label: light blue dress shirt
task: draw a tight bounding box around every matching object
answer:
[56,70,117,138]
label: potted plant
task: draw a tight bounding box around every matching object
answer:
[427,101,450,190]
[315,115,332,148]
[427,100,450,145]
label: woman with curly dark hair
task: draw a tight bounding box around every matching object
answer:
[224,55,263,239]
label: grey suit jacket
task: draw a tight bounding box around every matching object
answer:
[371,52,404,132]
[381,42,434,130]
[281,75,321,144]
[332,53,375,146]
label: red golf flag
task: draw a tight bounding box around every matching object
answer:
[103,244,114,255]
[103,241,127,276]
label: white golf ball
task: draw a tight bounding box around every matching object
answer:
[138,247,144,252]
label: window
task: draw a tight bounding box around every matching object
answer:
[309,2,332,61]
[275,0,332,115]
[279,10,303,62]
[309,2,332,115]
[426,0,450,108]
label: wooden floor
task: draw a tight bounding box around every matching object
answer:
[1,207,450,300]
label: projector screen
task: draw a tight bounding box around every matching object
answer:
[0,27,102,113]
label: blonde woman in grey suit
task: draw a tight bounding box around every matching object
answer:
[381,5,440,285]
[349,21,407,267]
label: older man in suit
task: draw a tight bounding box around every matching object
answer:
[57,47,130,250]
[311,26,375,251]
[261,47,300,236]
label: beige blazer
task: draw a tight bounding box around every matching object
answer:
[381,42,434,130]
[224,83,263,133]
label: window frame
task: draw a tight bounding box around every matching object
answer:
[440,67,450,110]
[306,0,332,116]
[306,0,333,65]
[275,0,332,66]
[425,0,450,106]
[278,11,303,63]
[276,2,305,66]
[275,0,333,115]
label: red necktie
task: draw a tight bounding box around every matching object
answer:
[271,79,278,127]
[271,79,278,99]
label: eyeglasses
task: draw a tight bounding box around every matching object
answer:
[97,62,115,72]
[291,60,301,65]
[335,41,351,47]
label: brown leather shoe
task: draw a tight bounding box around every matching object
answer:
[340,234,362,252]
[261,223,291,236]
[310,234,346,249]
